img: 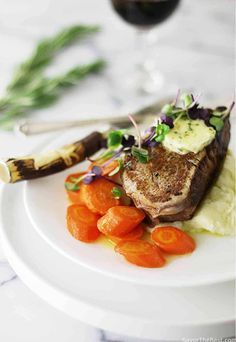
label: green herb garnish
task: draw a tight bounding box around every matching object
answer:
[97,150,115,162]
[107,130,124,149]
[155,123,170,143]
[212,106,228,118]
[180,93,193,108]
[70,174,85,184]
[160,93,234,136]
[161,104,174,116]
[131,146,149,163]
[65,182,80,191]
[65,173,86,191]
[111,187,122,199]
[209,117,224,131]
[212,110,225,117]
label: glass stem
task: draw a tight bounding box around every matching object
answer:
[134,28,164,93]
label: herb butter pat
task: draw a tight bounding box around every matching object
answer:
[162,118,216,154]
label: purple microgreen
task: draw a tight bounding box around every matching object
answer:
[142,126,156,146]
[143,126,155,137]
[102,147,123,168]
[128,114,142,149]
[121,134,135,148]
[91,165,103,176]
[188,106,211,122]
[173,88,181,106]
[199,108,211,121]
[187,104,199,119]
[111,187,122,199]
[148,140,159,148]
[83,174,95,184]
[160,114,174,128]
[187,92,202,110]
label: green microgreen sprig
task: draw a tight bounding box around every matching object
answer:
[107,130,124,149]
[209,117,224,131]
[180,93,194,108]
[155,123,170,143]
[127,114,151,163]
[65,182,80,191]
[131,146,149,164]
[111,187,122,199]
[65,172,91,191]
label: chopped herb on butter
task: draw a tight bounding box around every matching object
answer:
[162,118,216,154]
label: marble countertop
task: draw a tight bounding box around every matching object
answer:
[0,0,234,341]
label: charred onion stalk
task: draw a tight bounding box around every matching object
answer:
[0,98,170,183]
[0,131,105,183]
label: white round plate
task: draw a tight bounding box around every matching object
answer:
[0,183,235,339]
[23,126,236,287]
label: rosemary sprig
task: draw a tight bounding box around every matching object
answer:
[7,24,100,92]
[0,60,105,126]
[0,24,105,129]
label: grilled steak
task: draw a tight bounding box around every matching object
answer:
[122,118,230,224]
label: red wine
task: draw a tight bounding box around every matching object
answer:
[111,0,180,27]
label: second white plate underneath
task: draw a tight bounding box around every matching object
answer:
[0,183,235,340]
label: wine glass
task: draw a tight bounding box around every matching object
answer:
[110,0,181,95]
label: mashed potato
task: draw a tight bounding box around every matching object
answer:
[182,150,235,236]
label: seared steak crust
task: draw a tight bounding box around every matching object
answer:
[122,119,230,224]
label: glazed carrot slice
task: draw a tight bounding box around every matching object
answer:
[115,240,165,268]
[67,204,101,242]
[65,172,85,205]
[108,224,144,244]
[81,178,120,215]
[151,226,196,255]
[97,206,145,237]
